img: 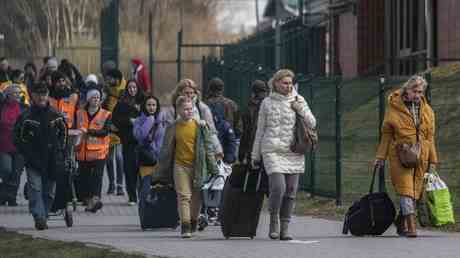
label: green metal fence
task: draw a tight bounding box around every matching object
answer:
[202,14,460,213]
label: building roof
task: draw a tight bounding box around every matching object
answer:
[263,0,299,18]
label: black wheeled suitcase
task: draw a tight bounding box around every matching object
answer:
[138,175,180,230]
[220,164,265,239]
[342,166,396,236]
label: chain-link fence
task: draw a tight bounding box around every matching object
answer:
[204,51,460,215]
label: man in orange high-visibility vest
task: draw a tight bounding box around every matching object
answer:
[48,71,79,129]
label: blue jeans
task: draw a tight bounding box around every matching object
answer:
[106,144,124,187]
[27,168,56,221]
[0,153,24,203]
[138,175,152,202]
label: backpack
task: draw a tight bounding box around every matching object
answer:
[208,102,226,123]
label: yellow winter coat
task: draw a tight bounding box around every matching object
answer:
[376,89,438,199]
[103,79,126,145]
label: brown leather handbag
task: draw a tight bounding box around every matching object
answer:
[396,142,421,168]
[290,97,318,154]
[396,114,421,168]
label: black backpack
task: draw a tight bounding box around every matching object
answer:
[342,166,396,236]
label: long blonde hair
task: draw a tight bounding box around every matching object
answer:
[171,78,201,106]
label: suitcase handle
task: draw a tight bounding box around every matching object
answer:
[369,165,383,193]
[243,169,262,193]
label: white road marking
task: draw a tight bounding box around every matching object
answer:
[286,240,320,245]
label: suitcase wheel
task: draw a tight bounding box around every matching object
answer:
[250,236,254,240]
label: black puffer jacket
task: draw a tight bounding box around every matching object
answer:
[112,90,143,146]
[13,104,67,179]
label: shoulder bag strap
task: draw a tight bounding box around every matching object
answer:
[144,120,158,145]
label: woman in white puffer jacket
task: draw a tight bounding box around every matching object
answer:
[251,69,316,241]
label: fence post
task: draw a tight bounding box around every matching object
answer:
[378,75,386,192]
[201,56,207,95]
[425,71,432,105]
[177,30,183,82]
[309,81,316,197]
[148,11,154,93]
[335,77,342,206]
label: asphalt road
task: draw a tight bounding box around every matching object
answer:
[1,174,459,258]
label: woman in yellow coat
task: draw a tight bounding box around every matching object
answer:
[374,75,438,238]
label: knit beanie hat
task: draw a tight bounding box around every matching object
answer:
[85,74,98,85]
[46,57,58,71]
[86,88,101,101]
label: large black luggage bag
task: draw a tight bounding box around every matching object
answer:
[138,175,179,230]
[220,164,265,239]
[342,166,396,236]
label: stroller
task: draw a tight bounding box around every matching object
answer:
[48,129,81,227]
[198,161,231,230]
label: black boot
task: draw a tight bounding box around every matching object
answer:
[191,220,197,233]
[34,218,48,231]
[181,223,192,238]
[107,184,115,195]
[116,185,124,196]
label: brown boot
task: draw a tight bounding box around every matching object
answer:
[405,214,417,238]
[395,213,407,236]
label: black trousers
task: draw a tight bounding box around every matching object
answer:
[77,160,105,200]
[122,143,139,202]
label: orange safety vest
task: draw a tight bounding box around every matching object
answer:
[75,108,111,161]
[49,93,79,128]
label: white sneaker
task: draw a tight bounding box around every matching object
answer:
[128,201,136,206]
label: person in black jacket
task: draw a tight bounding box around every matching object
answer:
[112,80,144,205]
[13,83,67,230]
[238,80,269,163]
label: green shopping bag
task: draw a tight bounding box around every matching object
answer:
[425,170,455,226]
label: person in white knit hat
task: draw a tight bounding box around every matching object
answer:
[75,88,112,213]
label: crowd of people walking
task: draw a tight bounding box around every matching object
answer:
[0,55,440,240]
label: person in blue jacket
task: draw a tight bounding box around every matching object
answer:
[209,102,237,165]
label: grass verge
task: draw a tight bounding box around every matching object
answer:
[0,228,159,258]
[294,191,460,232]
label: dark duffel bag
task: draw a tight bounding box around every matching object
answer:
[342,166,396,236]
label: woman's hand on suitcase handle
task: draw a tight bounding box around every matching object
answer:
[251,159,261,170]
[374,159,385,169]
[215,152,224,161]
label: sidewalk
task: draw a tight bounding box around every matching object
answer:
[1,174,459,258]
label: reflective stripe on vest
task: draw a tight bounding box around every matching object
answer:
[76,108,111,161]
[49,94,78,128]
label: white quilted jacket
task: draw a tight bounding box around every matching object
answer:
[251,91,316,175]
